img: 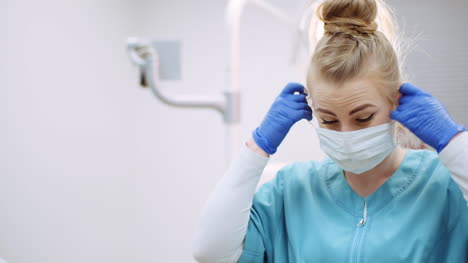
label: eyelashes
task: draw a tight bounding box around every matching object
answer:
[321,119,338,125]
[356,113,375,123]
[320,113,375,125]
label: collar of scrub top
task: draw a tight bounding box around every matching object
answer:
[325,148,422,217]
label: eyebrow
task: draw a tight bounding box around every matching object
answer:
[348,104,377,115]
[315,103,377,117]
[315,108,337,117]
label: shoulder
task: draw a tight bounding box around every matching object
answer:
[405,149,450,181]
[405,149,457,193]
[279,158,334,181]
[406,149,466,227]
[256,158,336,198]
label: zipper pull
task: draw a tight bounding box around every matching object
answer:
[358,219,366,226]
[357,200,367,227]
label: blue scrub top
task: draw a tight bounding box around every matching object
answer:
[238,149,468,262]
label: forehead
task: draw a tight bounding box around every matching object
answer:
[310,77,386,109]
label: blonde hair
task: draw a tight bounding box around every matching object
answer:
[306,0,424,148]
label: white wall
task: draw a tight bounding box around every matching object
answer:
[390,0,468,126]
[2,0,320,262]
[2,0,467,262]
[2,0,139,262]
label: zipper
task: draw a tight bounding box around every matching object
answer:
[358,199,367,226]
[350,199,368,263]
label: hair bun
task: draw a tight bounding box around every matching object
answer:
[318,0,378,35]
[324,18,377,35]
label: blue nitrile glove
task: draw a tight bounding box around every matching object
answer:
[390,82,466,153]
[252,82,313,155]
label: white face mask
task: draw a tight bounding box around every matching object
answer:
[314,122,396,174]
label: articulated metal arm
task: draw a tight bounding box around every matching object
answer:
[127,37,239,123]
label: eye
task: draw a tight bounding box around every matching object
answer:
[321,119,338,125]
[356,113,375,123]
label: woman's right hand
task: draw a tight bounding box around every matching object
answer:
[252,82,313,155]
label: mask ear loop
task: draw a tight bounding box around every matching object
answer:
[304,87,319,129]
[392,84,403,145]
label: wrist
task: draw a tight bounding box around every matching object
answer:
[252,128,277,155]
[437,124,466,153]
[246,137,270,158]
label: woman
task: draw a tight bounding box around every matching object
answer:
[192,0,468,262]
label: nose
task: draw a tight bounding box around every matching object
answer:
[339,124,357,132]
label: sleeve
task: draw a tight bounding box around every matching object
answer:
[192,141,270,263]
[237,166,287,262]
[438,132,468,201]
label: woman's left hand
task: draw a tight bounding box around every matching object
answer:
[390,82,466,153]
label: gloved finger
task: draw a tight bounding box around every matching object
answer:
[300,110,313,121]
[285,94,307,103]
[291,104,312,115]
[392,102,411,115]
[398,83,419,95]
[301,103,313,112]
[398,95,411,105]
[281,82,306,96]
[284,101,311,111]
[398,82,430,97]
[293,102,312,111]
[390,107,412,122]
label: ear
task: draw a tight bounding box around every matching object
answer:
[391,83,403,110]
[393,93,401,109]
